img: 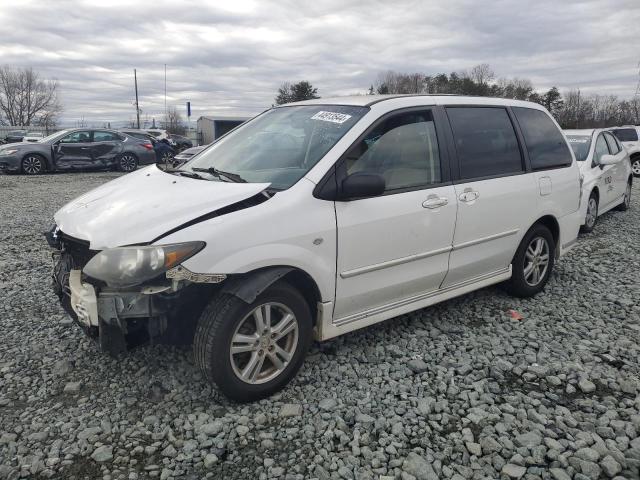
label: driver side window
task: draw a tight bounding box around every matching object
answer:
[60,131,91,143]
[593,134,609,164]
[344,110,441,192]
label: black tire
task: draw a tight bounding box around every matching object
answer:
[615,179,632,211]
[117,153,138,172]
[194,281,312,402]
[580,191,598,233]
[631,158,640,178]
[21,154,46,175]
[505,223,555,298]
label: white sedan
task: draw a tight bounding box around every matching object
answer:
[565,129,633,232]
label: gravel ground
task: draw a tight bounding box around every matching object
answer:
[1,171,639,480]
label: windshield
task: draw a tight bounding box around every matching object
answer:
[566,135,591,161]
[38,130,70,143]
[183,105,368,189]
[612,128,638,142]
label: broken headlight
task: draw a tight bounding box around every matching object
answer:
[83,242,205,287]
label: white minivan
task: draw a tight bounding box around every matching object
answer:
[48,95,582,401]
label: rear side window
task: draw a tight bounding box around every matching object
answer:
[93,131,122,142]
[447,107,523,180]
[513,107,572,170]
[612,128,638,142]
[346,110,441,191]
[604,132,621,154]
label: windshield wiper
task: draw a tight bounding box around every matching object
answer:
[192,167,247,183]
[176,171,205,180]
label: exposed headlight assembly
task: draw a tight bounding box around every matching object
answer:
[83,241,205,287]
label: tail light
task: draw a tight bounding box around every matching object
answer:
[142,142,153,150]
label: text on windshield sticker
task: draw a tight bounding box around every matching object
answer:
[311,111,352,124]
[567,138,589,143]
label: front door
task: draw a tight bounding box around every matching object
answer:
[54,130,93,169]
[333,109,457,321]
[603,131,628,204]
[441,106,538,287]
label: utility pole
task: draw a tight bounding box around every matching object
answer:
[164,64,167,121]
[134,69,140,129]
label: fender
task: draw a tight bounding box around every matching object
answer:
[220,267,294,304]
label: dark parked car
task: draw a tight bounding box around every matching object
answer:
[0,128,156,175]
[120,129,175,164]
[168,134,193,152]
[4,130,26,143]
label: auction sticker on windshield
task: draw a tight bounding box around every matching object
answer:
[311,111,352,124]
[568,138,589,143]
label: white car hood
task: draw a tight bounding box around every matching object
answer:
[54,165,270,249]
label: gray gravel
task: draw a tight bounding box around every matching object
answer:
[1,171,639,480]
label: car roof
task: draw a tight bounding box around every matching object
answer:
[284,94,549,111]
[564,129,595,136]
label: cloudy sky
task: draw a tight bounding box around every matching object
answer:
[0,0,638,125]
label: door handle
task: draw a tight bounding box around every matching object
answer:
[422,196,448,209]
[459,189,479,203]
[80,147,91,150]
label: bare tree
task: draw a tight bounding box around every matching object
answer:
[163,106,186,135]
[0,66,61,126]
[374,71,425,94]
[468,63,495,85]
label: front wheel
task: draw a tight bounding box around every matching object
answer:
[581,193,598,233]
[194,281,312,402]
[505,224,555,298]
[117,153,138,172]
[632,158,640,178]
[22,154,46,175]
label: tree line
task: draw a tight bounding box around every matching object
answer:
[276,65,640,128]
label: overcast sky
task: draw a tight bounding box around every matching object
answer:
[0,0,639,125]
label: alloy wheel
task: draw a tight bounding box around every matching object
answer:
[523,236,550,287]
[585,197,598,228]
[632,160,640,176]
[229,302,299,385]
[119,155,137,172]
[23,156,43,174]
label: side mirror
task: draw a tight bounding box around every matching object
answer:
[340,173,385,200]
[599,154,618,166]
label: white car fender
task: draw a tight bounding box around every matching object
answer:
[160,179,337,303]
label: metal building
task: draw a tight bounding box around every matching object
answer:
[196,116,250,145]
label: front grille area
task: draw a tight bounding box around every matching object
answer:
[59,233,98,269]
[52,232,99,301]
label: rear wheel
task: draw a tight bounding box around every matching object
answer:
[21,154,46,175]
[505,224,555,298]
[117,153,138,172]
[581,192,598,233]
[194,281,312,402]
[616,180,632,211]
[632,158,640,178]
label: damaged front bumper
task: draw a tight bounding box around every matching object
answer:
[48,228,220,355]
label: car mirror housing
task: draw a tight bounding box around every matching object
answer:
[340,173,386,200]
[598,154,618,166]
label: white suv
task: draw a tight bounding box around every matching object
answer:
[48,95,582,401]
[610,126,640,177]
